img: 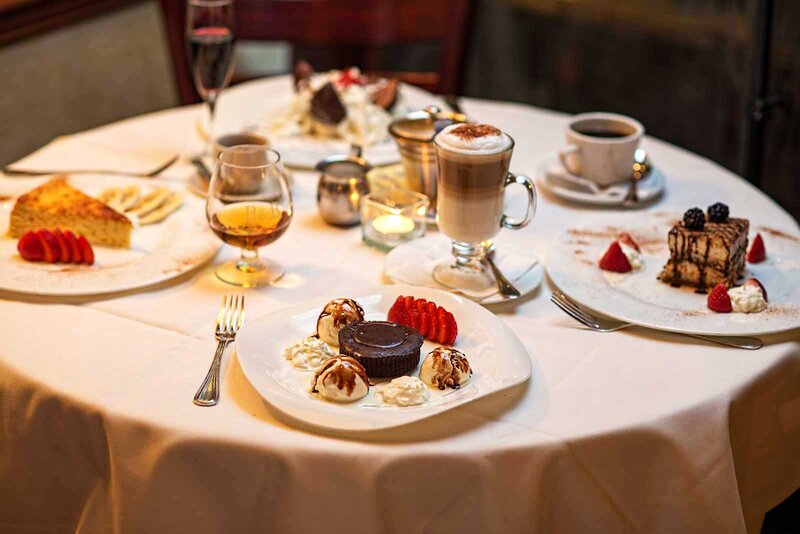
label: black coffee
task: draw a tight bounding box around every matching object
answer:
[573,128,628,138]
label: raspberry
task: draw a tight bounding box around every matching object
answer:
[707,202,729,223]
[683,207,705,230]
[707,283,732,313]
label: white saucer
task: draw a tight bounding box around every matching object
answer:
[536,156,665,207]
[384,234,543,304]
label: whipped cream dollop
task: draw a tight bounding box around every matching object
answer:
[435,123,512,154]
[311,356,370,403]
[283,336,335,370]
[618,241,644,270]
[378,376,430,406]
[728,284,767,313]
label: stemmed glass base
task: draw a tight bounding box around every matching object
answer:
[432,241,494,292]
[215,249,284,288]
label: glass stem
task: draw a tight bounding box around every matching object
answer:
[237,248,261,273]
[206,92,218,157]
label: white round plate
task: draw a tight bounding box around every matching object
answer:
[0,175,220,296]
[384,234,544,304]
[235,285,533,432]
[536,156,665,207]
[545,212,800,336]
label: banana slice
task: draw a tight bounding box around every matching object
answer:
[117,185,141,212]
[138,192,183,225]
[97,187,123,210]
[129,186,170,217]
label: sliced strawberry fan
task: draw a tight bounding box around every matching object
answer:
[387,295,458,346]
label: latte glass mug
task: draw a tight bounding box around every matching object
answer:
[433,132,537,292]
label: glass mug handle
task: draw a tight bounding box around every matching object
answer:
[558,145,580,176]
[500,172,537,230]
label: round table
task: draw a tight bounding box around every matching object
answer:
[1,77,799,534]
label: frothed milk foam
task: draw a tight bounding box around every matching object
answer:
[435,124,513,243]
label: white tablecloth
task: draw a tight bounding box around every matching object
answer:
[2,77,799,534]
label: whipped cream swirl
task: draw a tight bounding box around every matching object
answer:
[283,336,335,370]
[728,284,767,313]
[618,241,644,270]
[378,376,430,407]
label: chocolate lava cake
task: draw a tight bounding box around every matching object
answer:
[338,321,423,378]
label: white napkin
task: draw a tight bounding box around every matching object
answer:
[543,159,629,197]
[5,134,177,175]
[384,234,538,301]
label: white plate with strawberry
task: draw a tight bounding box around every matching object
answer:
[0,175,220,296]
[235,285,533,432]
[545,212,800,336]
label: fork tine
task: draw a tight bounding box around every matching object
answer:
[226,295,237,334]
[552,291,597,326]
[236,295,245,331]
[216,295,228,333]
[550,295,594,329]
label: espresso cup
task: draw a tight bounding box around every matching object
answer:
[213,132,269,163]
[559,112,644,186]
[432,123,536,292]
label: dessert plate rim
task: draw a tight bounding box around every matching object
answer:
[235,284,533,432]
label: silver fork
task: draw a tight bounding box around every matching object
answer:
[194,294,245,406]
[3,154,179,178]
[550,289,762,350]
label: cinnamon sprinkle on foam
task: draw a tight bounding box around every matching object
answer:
[450,124,502,140]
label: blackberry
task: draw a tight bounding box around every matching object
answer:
[707,202,729,223]
[683,207,705,230]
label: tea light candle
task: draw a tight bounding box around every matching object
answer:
[372,214,415,236]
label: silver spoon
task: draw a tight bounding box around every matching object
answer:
[623,149,651,206]
[482,243,521,299]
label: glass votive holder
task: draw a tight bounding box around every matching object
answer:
[360,188,429,251]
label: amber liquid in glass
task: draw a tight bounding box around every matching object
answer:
[209,202,291,250]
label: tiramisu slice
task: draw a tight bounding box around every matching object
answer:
[660,203,748,292]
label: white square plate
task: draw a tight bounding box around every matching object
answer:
[235,285,533,431]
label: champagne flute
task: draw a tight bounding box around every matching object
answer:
[207,145,293,287]
[185,0,236,155]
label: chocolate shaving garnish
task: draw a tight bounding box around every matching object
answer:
[293,60,314,91]
[370,78,398,110]
[450,123,501,141]
[310,82,346,124]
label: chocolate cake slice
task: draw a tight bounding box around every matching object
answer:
[338,321,423,378]
[660,215,748,292]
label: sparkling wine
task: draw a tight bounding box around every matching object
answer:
[209,202,291,250]
[186,27,235,95]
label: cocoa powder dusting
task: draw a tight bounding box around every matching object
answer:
[757,226,800,243]
[451,123,501,140]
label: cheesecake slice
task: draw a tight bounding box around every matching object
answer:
[9,177,132,248]
[660,216,748,292]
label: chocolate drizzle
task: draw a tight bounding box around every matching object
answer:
[316,298,365,333]
[660,217,748,292]
[311,355,369,396]
[425,348,472,390]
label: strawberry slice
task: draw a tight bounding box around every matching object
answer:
[445,311,458,345]
[599,241,632,273]
[744,278,768,302]
[435,306,450,344]
[17,231,45,261]
[63,230,82,263]
[426,301,439,338]
[707,283,732,313]
[76,235,94,265]
[618,232,640,252]
[387,296,407,324]
[403,296,420,330]
[415,299,430,337]
[747,233,766,263]
[52,229,71,263]
[37,230,59,263]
